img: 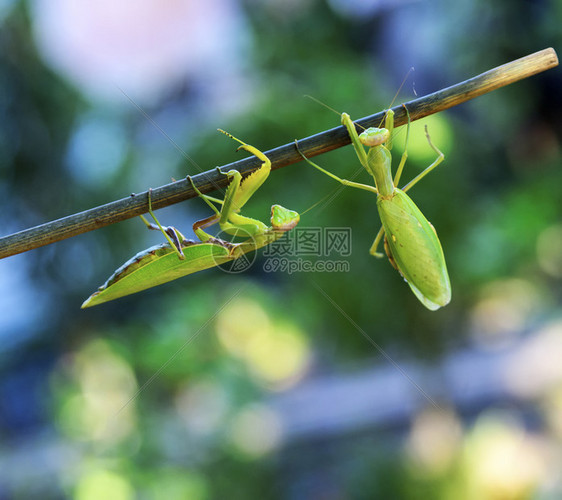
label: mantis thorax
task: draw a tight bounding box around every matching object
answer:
[366,143,394,198]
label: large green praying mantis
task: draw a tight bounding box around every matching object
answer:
[296,107,451,310]
[81,130,300,308]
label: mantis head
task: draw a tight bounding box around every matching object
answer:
[359,127,390,147]
[270,204,300,231]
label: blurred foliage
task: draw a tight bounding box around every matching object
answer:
[1,0,562,498]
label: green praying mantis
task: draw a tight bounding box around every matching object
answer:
[81,130,300,308]
[296,106,451,310]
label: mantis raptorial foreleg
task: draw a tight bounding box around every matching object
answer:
[186,131,274,242]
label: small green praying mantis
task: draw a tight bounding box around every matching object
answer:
[81,130,300,308]
[296,106,451,310]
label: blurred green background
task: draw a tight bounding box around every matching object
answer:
[1,0,562,499]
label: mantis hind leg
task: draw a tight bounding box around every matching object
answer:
[383,235,399,271]
[140,188,187,259]
[369,226,385,258]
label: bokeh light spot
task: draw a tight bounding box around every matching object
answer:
[75,469,133,500]
[65,114,128,189]
[407,407,462,476]
[245,323,309,388]
[470,278,541,348]
[463,411,547,498]
[175,379,229,437]
[216,297,310,388]
[504,320,562,398]
[229,404,283,458]
[55,339,137,444]
[148,468,208,500]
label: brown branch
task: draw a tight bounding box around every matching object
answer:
[0,48,558,259]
